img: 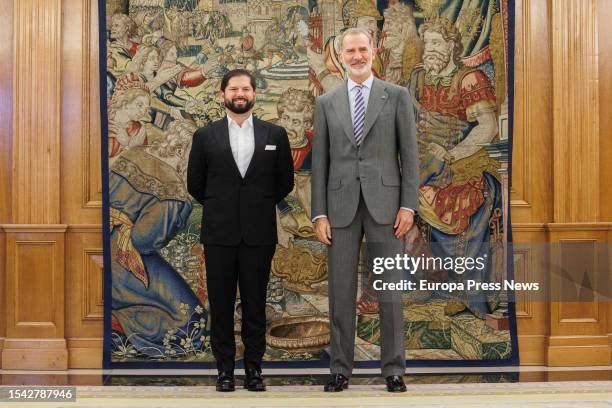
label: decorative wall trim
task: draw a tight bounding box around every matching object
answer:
[81,0,102,209]
[82,248,103,322]
[545,223,612,232]
[0,224,68,233]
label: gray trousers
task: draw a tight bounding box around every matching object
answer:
[327,194,405,378]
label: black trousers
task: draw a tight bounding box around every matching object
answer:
[204,242,275,373]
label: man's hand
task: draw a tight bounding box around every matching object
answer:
[393,209,414,238]
[314,218,332,245]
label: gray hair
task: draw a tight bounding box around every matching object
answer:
[337,27,373,51]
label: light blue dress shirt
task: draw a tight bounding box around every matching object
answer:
[347,74,374,128]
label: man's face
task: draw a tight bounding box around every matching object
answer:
[110,16,128,40]
[423,31,453,74]
[221,75,256,114]
[339,33,374,79]
[124,94,150,121]
[143,50,160,74]
[279,108,310,146]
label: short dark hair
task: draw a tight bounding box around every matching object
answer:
[220,69,257,92]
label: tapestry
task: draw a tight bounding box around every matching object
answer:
[101,0,517,367]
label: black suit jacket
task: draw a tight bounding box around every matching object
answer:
[187,116,294,246]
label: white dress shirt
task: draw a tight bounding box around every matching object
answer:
[227,114,255,177]
[312,77,413,222]
[348,74,374,127]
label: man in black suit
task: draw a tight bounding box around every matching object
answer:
[187,69,294,392]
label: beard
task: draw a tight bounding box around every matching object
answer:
[224,97,254,114]
[423,50,451,75]
[345,61,372,78]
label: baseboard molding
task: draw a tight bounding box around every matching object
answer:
[0,337,4,368]
[67,338,102,368]
[547,335,611,366]
[1,338,68,370]
[518,335,547,365]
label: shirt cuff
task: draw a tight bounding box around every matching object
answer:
[312,215,328,222]
[400,207,415,214]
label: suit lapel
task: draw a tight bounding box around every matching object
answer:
[330,81,357,148]
[243,117,267,179]
[214,116,243,179]
[361,77,389,143]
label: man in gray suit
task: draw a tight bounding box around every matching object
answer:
[311,27,419,393]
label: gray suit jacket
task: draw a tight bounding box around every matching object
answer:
[311,77,419,228]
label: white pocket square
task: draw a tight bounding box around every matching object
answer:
[265,145,277,150]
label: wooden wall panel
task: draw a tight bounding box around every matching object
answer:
[0,0,13,223]
[1,226,68,369]
[510,0,553,223]
[512,226,548,365]
[1,0,68,370]
[12,0,62,224]
[0,0,14,358]
[599,0,612,222]
[0,231,5,365]
[62,0,102,225]
[61,0,104,368]
[546,226,611,366]
[545,0,611,366]
[4,230,65,337]
[66,227,103,368]
[551,0,600,223]
[511,0,552,364]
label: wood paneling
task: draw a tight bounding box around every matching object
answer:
[599,0,612,222]
[0,0,14,357]
[0,231,4,367]
[0,0,13,224]
[3,226,66,338]
[61,0,102,225]
[546,225,611,365]
[12,0,62,224]
[511,0,552,223]
[600,0,612,365]
[1,226,68,369]
[551,0,600,223]
[60,0,104,368]
[512,225,549,365]
[66,228,104,331]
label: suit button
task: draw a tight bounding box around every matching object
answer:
[242,180,246,185]
[359,157,363,161]
[356,177,360,180]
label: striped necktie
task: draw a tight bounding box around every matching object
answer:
[353,84,366,146]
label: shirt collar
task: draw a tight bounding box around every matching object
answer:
[348,74,374,92]
[227,114,253,129]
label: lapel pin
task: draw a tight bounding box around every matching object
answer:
[381,95,387,99]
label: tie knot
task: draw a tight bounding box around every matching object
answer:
[354,83,364,91]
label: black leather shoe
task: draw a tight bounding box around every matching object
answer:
[244,369,266,392]
[385,375,406,392]
[324,373,349,392]
[216,372,235,392]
